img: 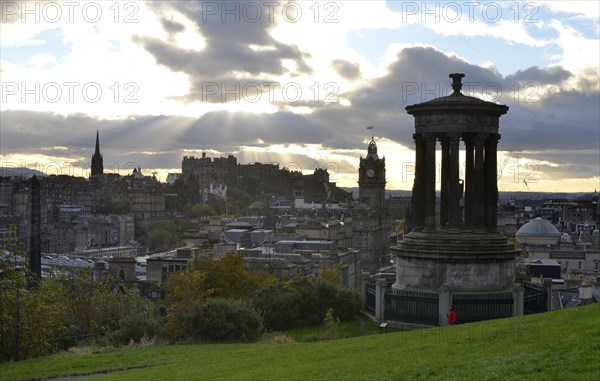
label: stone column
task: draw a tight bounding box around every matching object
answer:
[29,176,41,280]
[359,271,371,311]
[474,133,487,229]
[440,135,449,228]
[484,134,500,230]
[447,133,461,228]
[375,277,388,322]
[513,284,524,316]
[464,136,475,227]
[439,285,451,326]
[543,278,553,311]
[411,134,425,229]
[424,133,437,230]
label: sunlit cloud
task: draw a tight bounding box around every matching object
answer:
[0,0,597,193]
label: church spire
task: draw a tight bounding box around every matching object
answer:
[91,130,104,177]
[95,130,101,155]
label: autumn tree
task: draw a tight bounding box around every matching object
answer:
[165,253,276,306]
[0,233,151,362]
[164,253,276,341]
[196,253,276,298]
[320,264,342,286]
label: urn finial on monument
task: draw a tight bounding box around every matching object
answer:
[449,73,465,94]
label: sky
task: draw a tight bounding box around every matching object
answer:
[1,0,599,193]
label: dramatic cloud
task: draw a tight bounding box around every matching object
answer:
[332,59,362,80]
[505,66,573,85]
[1,1,598,192]
[138,1,312,103]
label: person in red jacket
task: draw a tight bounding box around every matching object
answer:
[447,305,457,325]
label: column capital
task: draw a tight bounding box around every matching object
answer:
[486,133,501,145]
[447,132,461,147]
[423,133,437,145]
[474,133,488,146]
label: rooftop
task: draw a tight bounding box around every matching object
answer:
[516,217,561,238]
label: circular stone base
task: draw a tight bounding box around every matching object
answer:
[391,229,518,291]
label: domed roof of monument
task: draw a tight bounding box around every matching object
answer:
[405,73,508,114]
[516,218,561,237]
[422,91,494,105]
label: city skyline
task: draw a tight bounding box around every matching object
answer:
[1,1,599,192]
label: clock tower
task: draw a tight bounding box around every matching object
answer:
[353,137,390,272]
[358,138,386,209]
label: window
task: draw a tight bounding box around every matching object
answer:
[595,261,599,272]
[578,262,582,270]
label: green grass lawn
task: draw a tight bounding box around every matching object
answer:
[1,304,599,380]
[282,313,382,342]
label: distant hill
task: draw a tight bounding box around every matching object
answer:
[343,187,589,201]
[0,167,46,178]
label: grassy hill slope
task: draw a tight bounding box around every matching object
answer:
[1,304,599,380]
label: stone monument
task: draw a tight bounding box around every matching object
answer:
[391,73,522,325]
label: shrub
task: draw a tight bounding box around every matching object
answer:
[322,308,340,340]
[253,278,360,331]
[113,306,164,345]
[167,298,263,343]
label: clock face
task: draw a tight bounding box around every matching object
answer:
[366,168,375,178]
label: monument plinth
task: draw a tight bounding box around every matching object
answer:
[391,74,520,324]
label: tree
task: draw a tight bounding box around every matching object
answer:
[165,253,277,311]
[320,265,341,286]
[147,220,177,252]
[0,246,150,362]
[164,270,207,310]
[225,188,253,216]
[191,253,276,299]
[148,228,172,252]
[174,219,200,232]
[164,254,275,342]
[322,308,340,340]
[191,204,216,218]
[166,253,276,305]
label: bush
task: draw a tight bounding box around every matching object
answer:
[0,260,150,362]
[253,278,360,331]
[113,306,164,345]
[323,308,340,340]
[167,298,263,343]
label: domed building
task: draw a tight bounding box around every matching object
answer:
[515,218,561,246]
[517,219,600,278]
